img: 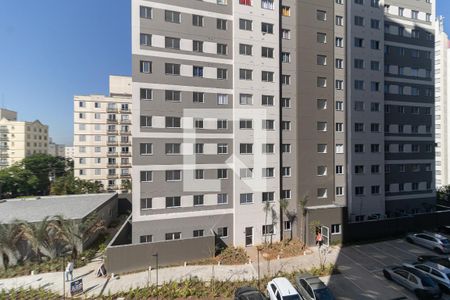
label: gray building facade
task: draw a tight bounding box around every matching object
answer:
[130,0,436,250]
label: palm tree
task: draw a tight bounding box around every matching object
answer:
[0,223,21,269]
[17,217,60,261]
[263,201,272,244]
[298,195,309,249]
[279,198,289,241]
[54,213,106,259]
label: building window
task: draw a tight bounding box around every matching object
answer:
[240,143,253,154]
[140,61,152,73]
[239,19,252,31]
[261,0,274,10]
[261,22,274,34]
[262,225,274,235]
[217,227,228,237]
[217,143,228,154]
[282,6,290,16]
[217,194,228,205]
[165,232,181,240]
[316,10,327,21]
[239,69,253,80]
[193,229,204,238]
[165,117,181,128]
[140,171,152,182]
[140,6,152,19]
[140,33,152,46]
[213,17,227,29]
[166,170,182,181]
[331,224,341,234]
[240,193,253,204]
[165,37,180,49]
[262,192,275,202]
[165,143,181,154]
[195,169,204,180]
[239,44,252,56]
[166,196,181,208]
[217,169,228,179]
[217,68,228,80]
[193,195,204,206]
[140,235,153,243]
[165,10,181,23]
[140,88,152,100]
[262,71,274,82]
[192,14,204,26]
[240,168,253,179]
[262,143,274,154]
[240,94,253,105]
[140,198,152,210]
[140,143,153,155]
[217,94,229,105]
[263,168,275,178]
[195,143,204,154]
[317,32,327,43]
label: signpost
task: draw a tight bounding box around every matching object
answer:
[70,278,83,296]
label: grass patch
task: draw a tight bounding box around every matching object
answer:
[1,265,338,299]
[188,247,249,266]
[259,239,305,260]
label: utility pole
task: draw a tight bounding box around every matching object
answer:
[153,253,159,299]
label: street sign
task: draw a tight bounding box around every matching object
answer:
[70,278,83,296]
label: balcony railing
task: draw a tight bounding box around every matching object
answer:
[107,141,118,146]
[120,109,131,114]
[107,152,119,157]
[120,119,131,124]
[107,174,119,179]
[120,152,132,157]
[120,131,131,135]
[121,174,131,178]
[107,108,118,113]
[107,119,118,124]
[107,130,118,135]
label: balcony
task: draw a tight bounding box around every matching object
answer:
[121,173,131,179]
[120,119,131,125]
[107,108,118,113]
[107,119,118,124]
[107,141,118,146]
[107,185,118,191]
[120,152,132,157]
[107,163,118,168]
[120,109,131,114]
[120,131,131,136]
[120,141,131,146]
[107,130,118,135]
[107,152,119,157]
[121,163,131,168]
[107,174,119,179]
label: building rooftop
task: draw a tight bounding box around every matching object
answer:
[0,193,116,224]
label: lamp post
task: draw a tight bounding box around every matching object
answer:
[257,247,261,291]
[152,253,159,299]
[62,256,65,300]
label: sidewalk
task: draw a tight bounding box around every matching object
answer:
[0,245,339,298]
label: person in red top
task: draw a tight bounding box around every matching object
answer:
[316,230,323,247]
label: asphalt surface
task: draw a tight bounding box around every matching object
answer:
[322,239,450,300]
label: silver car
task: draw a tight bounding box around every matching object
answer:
[406,260,450,293]
[406,232,450,254]
[383,265,442,299]
[295,274,335,300]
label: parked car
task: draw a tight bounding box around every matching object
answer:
[406,232,450,254]
[267,278,301,300]
[235,287,268,300]
[383,265,442,299]
[294,274,335,300]
[404,259,450,293]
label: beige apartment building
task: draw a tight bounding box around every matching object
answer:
[0,109,49,169]
[73,76,132,192]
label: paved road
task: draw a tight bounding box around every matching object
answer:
[322,239,450,300]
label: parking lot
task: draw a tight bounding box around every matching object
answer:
[321,238,450,299]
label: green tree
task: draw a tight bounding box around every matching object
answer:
[0,165,39,198]
[279,198,289,241]
[50,173,103,195]
[21,154,68,195]
[298,195,309,249]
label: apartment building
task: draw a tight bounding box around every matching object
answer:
[48,138,66,157]
[435,17,449,188]
[0,109,49,169]
[383,0,435,217]
[130,0,435,249]
[74,76,132,192]
[65,146,75,160]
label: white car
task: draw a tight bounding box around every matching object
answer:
[267,277,301,300]
[406,232,450,254]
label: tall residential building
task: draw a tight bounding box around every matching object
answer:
[130,0,435,248]
[0,109,49,169]
[48,138,66,157]
[74,76,132,192]
[435,16,449,188]
[65,146,75,160]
